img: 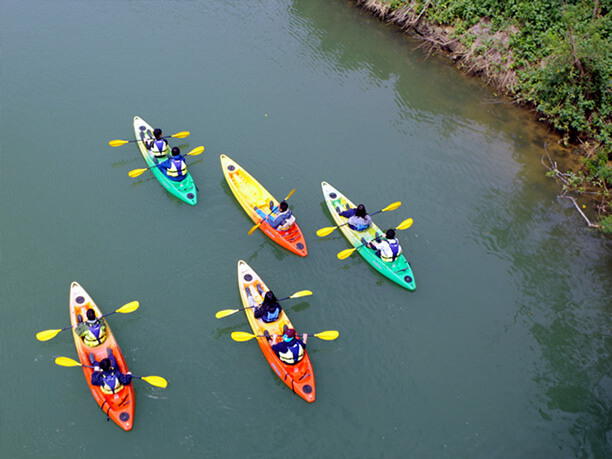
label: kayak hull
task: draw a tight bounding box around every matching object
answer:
[69,282,135,431]
[321,181,416,291]
[133,116,197,205]
[221,155,307,257]
[237,260,315,402]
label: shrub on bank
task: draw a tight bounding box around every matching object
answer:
[376,0,612,231]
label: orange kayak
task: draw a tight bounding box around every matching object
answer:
[69,282,135,431]
[221,154,307,257]
[237,260,315,402]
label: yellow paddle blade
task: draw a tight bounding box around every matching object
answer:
[248,221,263,236]
[116,301,139,314]
[290,290,313,298]
[215,309,240,319]
[284,188,296,201]
[316,226,337,237]
[337,247,357,260]
[231,331,257,342]
[396,217,413,230]
[382,201,402,212]
[140,375,168,388]
[36,328,63,342]
[55,356,82,367]
[128,167,149,178]
[170,131,190,139]
[109,139,130,147]
[314,330,340,340]
[186,146,204,156]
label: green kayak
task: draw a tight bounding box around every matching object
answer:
[321,181,416,291]
[133,116,197,205]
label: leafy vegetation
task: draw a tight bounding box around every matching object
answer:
[376,0,612,231]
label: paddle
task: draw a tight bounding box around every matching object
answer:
[35,301,140,342]
[316,201,402,237]
[54,356,167,388]
[128,146,204,178]
[231,330,339,342]
[215,290,312,319]
[337,217,414,260]
[109,131,190,147]
[247,189,296,235]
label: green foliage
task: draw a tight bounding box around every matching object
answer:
[584,151,612,183]
[600,214,612,234]
[384,0,612,228]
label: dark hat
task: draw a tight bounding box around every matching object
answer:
[153,128,162,138]
[100,358,111,371]
[86,309,96,320]
[264,291,276,302]
[386,229,396,239]
[285,328,296,338]
[171,147,180,156]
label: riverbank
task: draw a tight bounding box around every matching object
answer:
[353,0,612,233]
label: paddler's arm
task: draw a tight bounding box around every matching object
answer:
[118,371,133,385]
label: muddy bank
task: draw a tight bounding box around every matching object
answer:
[352,0,611,232]
[354,1,519,90]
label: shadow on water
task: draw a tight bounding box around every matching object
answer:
[213,323,247,340]
[284,300,311,314]
[472,184,612,455]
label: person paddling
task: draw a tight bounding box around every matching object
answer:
[251,290,282,323]
[144,128,169,158]
[90,350,132,394]
[267,328,307,365]
[339,204,372,231]
[75,309,107,347]
[254,200,296,232]
[363,228,403,262]
[158,147,188,182]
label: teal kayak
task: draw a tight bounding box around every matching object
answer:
[321,181,416,291]
[133,116,197,205]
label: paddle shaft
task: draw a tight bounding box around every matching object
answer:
[77,361,129,374]
[233,294,301,313]
[129,146,204,177]
[76,362,154,382]
[129,135,173,145]
[249,189,295,235]
[58,309,117,333]
[55,356,167,388]
[232,330,339,341]
[80,362,163,386]
[337,217,413,259]
[109,131,190,147]
[334,208,385,231]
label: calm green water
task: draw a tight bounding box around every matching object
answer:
[1,0,611,457]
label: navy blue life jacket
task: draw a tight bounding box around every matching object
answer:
[278,338,305,364]
[100,371,123,394]
[165,157,187,180]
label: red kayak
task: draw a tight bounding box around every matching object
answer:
[69,282,135,431]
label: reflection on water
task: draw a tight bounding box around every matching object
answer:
[473,178,612,455]
[2,0,611,457]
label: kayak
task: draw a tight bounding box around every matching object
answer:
[237,260,315,402]
[69,282,135,431]
[321,181,416,291]
[133,116,197,205]
[221,154,307,257]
